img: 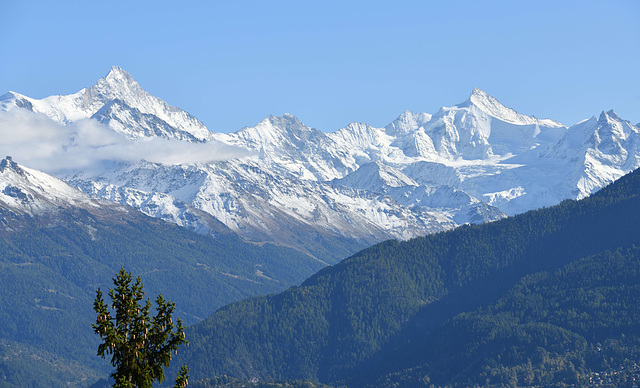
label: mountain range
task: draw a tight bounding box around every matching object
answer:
[3,66,639,263]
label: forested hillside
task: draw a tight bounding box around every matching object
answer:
[379,245,640,387]
[178,168,640,387]
[0,206,323,387]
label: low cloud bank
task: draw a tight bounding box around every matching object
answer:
[0,109,253,174]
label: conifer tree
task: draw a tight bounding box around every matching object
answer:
[93,268,190,387]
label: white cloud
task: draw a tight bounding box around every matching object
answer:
[0,109,253,174]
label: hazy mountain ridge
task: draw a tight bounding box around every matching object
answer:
[2,67,639,262]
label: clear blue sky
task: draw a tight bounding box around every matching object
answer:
[2,0,639,132]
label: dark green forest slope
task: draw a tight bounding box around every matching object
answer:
[380,246,640,387]
[178,168,640,387]
[0,206,324,387]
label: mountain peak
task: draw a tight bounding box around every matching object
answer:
[450,87,514,121]
[233,113,314,151]
[467,87,507,113]
[0,156,23,175]
[105,66,133,81]
[598,110,622,125]
[604,109,620,119]
[385,110,432,135]
[262,113,307,131]
[462,88,564,128]
[470,87,490,99]
[97,66,139,91]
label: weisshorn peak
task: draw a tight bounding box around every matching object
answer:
[1,67,639,263]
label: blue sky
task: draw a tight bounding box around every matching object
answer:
[1,0,639,132]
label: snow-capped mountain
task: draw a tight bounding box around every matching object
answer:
[0,155,113,216]
[546,110,640,198]
[0,66,211,141]
[2,67,638,263]
[0,155,147,237]
[0,154,232,239]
